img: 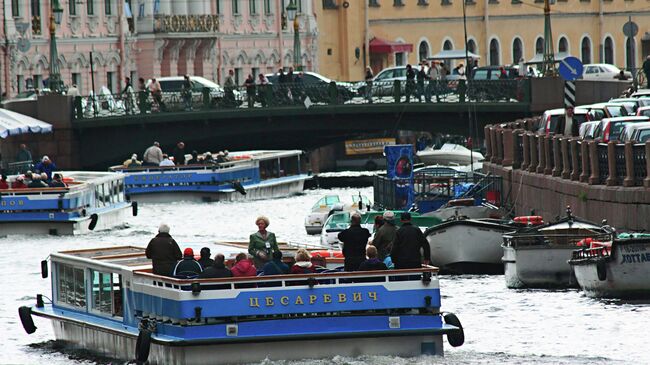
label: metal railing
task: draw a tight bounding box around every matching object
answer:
[72,78,531,120]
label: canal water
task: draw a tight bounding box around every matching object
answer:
[3,187,647,364]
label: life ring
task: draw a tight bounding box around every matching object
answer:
[88,213,99,231]
[596,261,607,281]
[576,237,593,246]
[18,306,37,334]
[514,216,543,225]
[443,313,465,347]
[62,177,75,183]
[135,329,152,364]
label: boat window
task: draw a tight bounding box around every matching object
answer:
[279,156,299,177]
[56,263,86,309]
[90,270,123,317]
[259,159,280,180]
[117,181,125,202]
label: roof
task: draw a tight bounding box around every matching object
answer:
[0,108,53,139]
[369,37,413,54]
[427,50,480,60]
[601,116,649,123]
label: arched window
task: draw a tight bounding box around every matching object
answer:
[581,37,591,64]
[489,39,500,66]
[443,40,453,51]
[535,37,544,55]
[558,37,568,54]
[512,38,523,64]
[604,37,614,64]
[419,41,429,62]
[626,37,635,69]
[467,39,477,55]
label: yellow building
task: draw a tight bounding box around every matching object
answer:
[315,0,650,81]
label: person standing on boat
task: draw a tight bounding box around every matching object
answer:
[390,212,430,269]
[143,141,163,166]
[146,223,182,276]
[16,144,32,164]
[262,250,290,275]
[371,211,398,261]
[198,247,214,269]
[249,216,280,268]
[172,142,186,166]
[34,156,56,181]
[338,213,371,271]
[173,248,203,278]
[199,254,233,278]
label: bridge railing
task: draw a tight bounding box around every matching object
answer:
[485,122,650,188]
[71,78,531,119]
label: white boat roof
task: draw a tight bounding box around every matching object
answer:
[227,150,303,161]
[440,143,470,152]
[539,221,601,231]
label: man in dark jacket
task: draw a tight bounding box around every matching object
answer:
[199,254,233,278]
[390,212,430,269]
[173,247,203,278]
[172,141,186,166]
[262,250,290,275]
[358,246,388,271]
[371,210,397,260]
[338,213,371,271]
[198,247,214,269]
[145,223,182,276]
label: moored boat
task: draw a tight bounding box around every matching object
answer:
[416,143,484,166]
[0,171,135,235]
[304,194,370,235]
[425,216,518,274]
[109,150,310,203]
[19,246,464,364]
[569,235,650,298]
[502,208,612,289]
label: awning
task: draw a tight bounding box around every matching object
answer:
[428,50,481,60]
[0,108,53,139]
[369,38,413,54]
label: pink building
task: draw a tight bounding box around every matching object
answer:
[0,0,317,98]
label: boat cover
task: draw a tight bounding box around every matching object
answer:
[0,109,53,138]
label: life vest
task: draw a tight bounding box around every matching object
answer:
[514,216,543,225]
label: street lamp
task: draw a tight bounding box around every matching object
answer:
[48,0,63,93]
[285,0,302,71]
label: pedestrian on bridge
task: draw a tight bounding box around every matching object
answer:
[405,64,416,103]
[427,61,440,103]
[224,70,236,107]
[244,74,256,108]
[643,55,650,89]
[365,66,374,103]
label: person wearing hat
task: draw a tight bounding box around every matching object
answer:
[198,247,214,269]
[146,223,182,276]
[390,212,430,269]
[338,213,371,271]
[173,247,203,278]
[371,210,398,261]
[34,155,57,181]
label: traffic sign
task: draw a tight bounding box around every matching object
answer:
[623,21,638,37]
[558,56,583,81]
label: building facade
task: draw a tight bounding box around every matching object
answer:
[315,0,650,81]
[0,0,317,98]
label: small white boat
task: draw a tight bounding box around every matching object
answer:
[569,236,650,298]
[425,217,516,274]
[304,195,370,235]
[423,198,504,221]
[417,144,484,166]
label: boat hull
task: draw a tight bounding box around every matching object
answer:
[503,245,578,288]
[0,204,131,235]
[426,220,509,274]
[571,240,650,298]
[128,178,306,204]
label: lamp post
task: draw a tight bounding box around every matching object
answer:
[285,0,301,71]
[48,0,64,93]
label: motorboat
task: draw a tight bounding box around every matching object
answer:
[19,246,464,364]
[109,150,310,203]
[416,143,484,166]
[569,234,650,299]
[304,194,370,235]
[423,198,505,221]
[425,216,518,274]
[0,171,135,235]
[502,209,612,289]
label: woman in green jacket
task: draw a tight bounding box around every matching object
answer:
[249,216,280,268]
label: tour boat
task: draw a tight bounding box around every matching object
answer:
[416,143,484,166]
[0,171,135,235]
[502,209,612,289]
[569,235,650,299]
[424,216,518,274]
[109,150,310,203]
[19,246,464,364]
[304,194,371,235]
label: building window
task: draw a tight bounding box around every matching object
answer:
[11,0,20,16]
[441,0,452,5]
[626,37,635,69]
[33,74,42,90]
[604,37,613,64]
[443,40,453,51]
[558,37,568,54]
[105,0,112,15]
[297,0,302,12]
[234,68,243,85]
[72,72,82,92]
[395,52,404,66]
[369,0,380,6]
[232,0,239,14]
[250,0,257,14]
[418,0,429,5]
[216,0,221,14]
[535,37,544,55]
[489,39,500,66]
[88,0,95,15]
[31,0,40,16]
[107,71,115,93]
[512,38,523,64]
[252,67,260,79]
[581,37,591,64]
[419,41,429,62]
[393,0,404,5]
[17,75,24,93]
[69,0,77,16]
[467,39,477,54]
[56,263,86,309]
[265,0,272,13]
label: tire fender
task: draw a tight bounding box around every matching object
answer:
[132,201,138,216]
[596,261,607,281]
[135,329,152,364]
[88,213,99,231]
[18,306,37,334]
[443,313,465,347]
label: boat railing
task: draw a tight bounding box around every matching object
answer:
[570,246,612,261]
[110,159,255,173]
[505,231,612,248]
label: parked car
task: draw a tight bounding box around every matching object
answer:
[592,116,649,142]
[620,122,650,142]
[631,89,650,98]
[579,121,600,139]
[581,64,632,81]
[538,107,588,135]
[610,97,650,113]
[356,65,440,97]
[636,106,650,117]
[147,76,240,108]
[265,71,355,103]
[579,102,628,121]
[471,66,520,80]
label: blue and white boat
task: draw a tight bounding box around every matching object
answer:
[109,150,310,203]
[0,171,135,235]
[20,246,464,364]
